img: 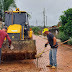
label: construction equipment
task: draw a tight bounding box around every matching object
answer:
[2,8,37,61]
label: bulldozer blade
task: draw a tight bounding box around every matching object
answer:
[2,40,37,61]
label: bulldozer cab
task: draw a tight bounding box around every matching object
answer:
[5,11,29,26]
[5,9,29,39]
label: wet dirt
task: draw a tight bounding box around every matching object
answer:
[0,35,72,72]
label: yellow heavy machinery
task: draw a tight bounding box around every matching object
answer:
[2,8,36,61]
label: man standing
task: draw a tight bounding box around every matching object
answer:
[0,27,11,64]
[42,28,58,69]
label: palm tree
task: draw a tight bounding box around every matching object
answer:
[27,13,31,19]
[0,0,17,21]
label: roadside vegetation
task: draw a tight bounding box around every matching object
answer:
[31,26,42,35]
[57,8,72,45]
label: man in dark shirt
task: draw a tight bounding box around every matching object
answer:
[0,27,11,64]
[42,28,58,69]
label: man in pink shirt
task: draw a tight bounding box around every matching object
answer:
[0,27,11,64]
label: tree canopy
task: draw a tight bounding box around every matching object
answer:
[0,0,17,20]
[59,8,72,37]
[0,0,17,11]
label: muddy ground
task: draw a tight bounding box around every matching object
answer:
[0,35,72,72]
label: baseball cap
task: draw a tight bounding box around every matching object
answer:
[42,28,49,34]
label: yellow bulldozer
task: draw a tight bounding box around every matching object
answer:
[2,8,37,61]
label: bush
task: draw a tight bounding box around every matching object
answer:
[68,37,72,45]
[56,32,69,42]
[59,25,64,32]
[32,27,42,35]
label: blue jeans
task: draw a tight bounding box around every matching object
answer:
[49,48,57,67]
[0,48,1,64]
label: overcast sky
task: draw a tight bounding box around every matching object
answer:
[15,0,72,26]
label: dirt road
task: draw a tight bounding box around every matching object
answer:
[0,35,72,72]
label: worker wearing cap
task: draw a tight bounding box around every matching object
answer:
[0,27,11,64]
[42,28,58,69]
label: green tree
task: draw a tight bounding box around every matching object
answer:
[0,0,17,20]
[59,8,72,37]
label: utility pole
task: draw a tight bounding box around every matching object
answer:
[46,16,47,26]
[43,8,45,28]
[36,19,38,26]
